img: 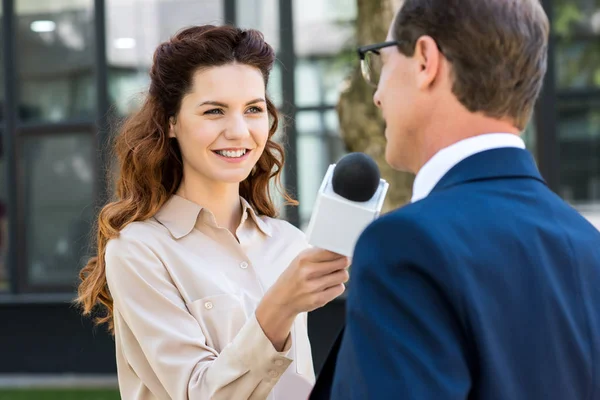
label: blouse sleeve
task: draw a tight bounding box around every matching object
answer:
[105,235,293,400]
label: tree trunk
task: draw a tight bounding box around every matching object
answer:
[337,0,413,212]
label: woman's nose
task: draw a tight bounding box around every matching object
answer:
[223,115,250,140]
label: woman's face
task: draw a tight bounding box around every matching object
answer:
[169,63,270,187]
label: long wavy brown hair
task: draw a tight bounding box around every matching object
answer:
[76,25,296,332]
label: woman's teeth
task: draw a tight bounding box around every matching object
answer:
[216,149,247,158]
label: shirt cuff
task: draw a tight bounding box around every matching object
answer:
[231,312,293,380]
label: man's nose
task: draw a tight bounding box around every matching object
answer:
[373,88,382,108]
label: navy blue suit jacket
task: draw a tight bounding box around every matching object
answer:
[310,148,600,399]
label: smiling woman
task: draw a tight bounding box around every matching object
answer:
[169,64,271,192]
[75,25,350,400]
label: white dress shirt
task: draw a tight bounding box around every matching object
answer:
[411,133,526,203]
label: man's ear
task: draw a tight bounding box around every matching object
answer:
[413,35,441,90]
[168,116,177,138]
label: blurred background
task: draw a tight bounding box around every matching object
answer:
[0,0,599,398]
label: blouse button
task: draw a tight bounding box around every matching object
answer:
[240,261,249,269]
[274,359,284,366]
[204,301,213,310]
[269,370,279,378]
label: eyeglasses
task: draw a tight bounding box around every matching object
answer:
[358,39,445,87]
[357,41,399,88]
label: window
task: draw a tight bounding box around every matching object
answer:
[0,1,8,291]
[236,0,288,215]
[554,0,600,89]
[296,110,346,225]
[237,0,280,53]
[106,0,224,117]
[553,0,600,205]
[293,0,356,229]
[557,96,600,202]
[14,0,97,289]
[23,134,95,286]
[16,0,95,122]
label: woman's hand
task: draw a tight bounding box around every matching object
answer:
[267,248,350,316]
[256,248,350,350]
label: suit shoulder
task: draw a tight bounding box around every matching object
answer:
[364,201,437,238]
[357,202,446,264]
[353,203,458,296]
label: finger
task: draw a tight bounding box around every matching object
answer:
[302,247,347,263]
[315,269,350,291]
[314,257,350,278]
[317,283,346,306]
[305,257,350,279]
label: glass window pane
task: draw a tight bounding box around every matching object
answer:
[324,109,340,135]
[296,111,324,134]
[268,62,283,108]
[322,58,353,105]
[553,0,600,36]
[555,39,600,89]
[0,2,7,292]
[553,0,600,89]
[296,109,348,230]
[297,109,344,137]
[293,0,355,57]
[106,0,223,117]
[0,151,6,290]
[0,0,3,124]
[557,97,600,204]
[23,134,95,286]
[270,123,287,220]
[16,0,95,122]
[293,0,356,107]
[297,135,329,229]
[108,68,150,117]
[236,0,279,51]
[295,60,323,107]
[295,57,354,108]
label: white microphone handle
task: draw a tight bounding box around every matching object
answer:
[305,164,389,257]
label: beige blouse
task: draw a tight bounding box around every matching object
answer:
[104,195,315,400]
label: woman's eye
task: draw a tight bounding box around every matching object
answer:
[247,106,264,114]
[204,108,224,115]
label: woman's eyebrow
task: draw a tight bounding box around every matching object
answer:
[197,98,266,108]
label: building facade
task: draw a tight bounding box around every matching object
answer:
[0,0,598,378]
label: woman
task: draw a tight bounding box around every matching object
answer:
[77,25,349,400]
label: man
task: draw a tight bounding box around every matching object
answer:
[310,0,600,399]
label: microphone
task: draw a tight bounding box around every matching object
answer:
[305,152,389,257]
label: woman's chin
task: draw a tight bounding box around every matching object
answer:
[213,170,254,184]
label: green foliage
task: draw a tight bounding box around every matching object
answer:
[553,2,584,37]
[552,0,600,90]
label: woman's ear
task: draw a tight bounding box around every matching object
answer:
[168,116,177,138]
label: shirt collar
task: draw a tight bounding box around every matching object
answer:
[411,133,526,203]
[154,194,272,239]
[239,197,273,237]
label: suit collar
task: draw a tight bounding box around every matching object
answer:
[412,134,526,202]
[430,147,546,196]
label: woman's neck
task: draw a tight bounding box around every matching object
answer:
[176,177,242,235]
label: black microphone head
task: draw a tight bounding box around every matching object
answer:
[331,152,381,202]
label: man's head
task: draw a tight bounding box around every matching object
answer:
[369,0,549,172]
